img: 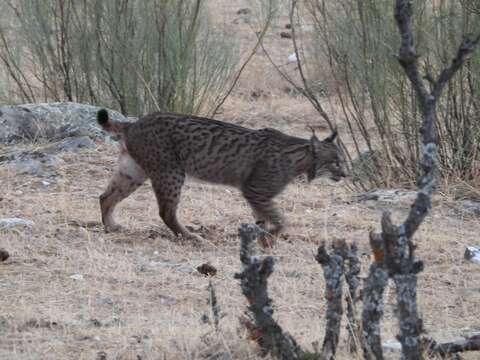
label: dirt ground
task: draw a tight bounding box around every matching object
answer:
[1,1,480,359]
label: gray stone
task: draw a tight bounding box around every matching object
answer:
[236,8,251,15]
[6,151,64,177]
[0,218,35,229]
[14,159,46,176]
[354,188,418,204]
[458,200,480,216]
[50,136,95,152]
[464,246,480,264]
[0,105,54,142]
[382,339,402,353]
[0,102,130,143]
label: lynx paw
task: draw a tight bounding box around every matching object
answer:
[104,223,125,233]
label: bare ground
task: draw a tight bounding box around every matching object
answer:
[1,95,479,359]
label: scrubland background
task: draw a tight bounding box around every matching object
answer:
[0,0,479,359]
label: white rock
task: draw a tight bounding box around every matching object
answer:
[288,53,297,63]
[382,339,402,352]
[69,273,84,281]
[0,218,34,229]
[464,246,480,264]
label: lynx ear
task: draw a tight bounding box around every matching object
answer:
[324,128,338,143]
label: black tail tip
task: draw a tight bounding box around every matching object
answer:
[97,108,109,126]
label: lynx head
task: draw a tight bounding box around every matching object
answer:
[308,128,348,182]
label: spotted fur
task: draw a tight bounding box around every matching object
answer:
[98,110,346,243]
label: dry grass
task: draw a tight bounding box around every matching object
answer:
[1,1,479,359]
[1,104,479,359]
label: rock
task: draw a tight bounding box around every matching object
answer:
[49,136,95,152]
[0,102,129,143]
[0,105,55,142]
[69,273,84,281]
[96,351,107,360]
[354,188,418,204]
[1,135,93,177]
[232,17,250,25]
[0,218,35,229]
[280,31,292,39]
[382,339,402,352]
[464,246,480,264]
[288,53,298,63]
[0,249,9,262]
[197,263,217,277]
[9,153,63,177]
[22,319,58,330]
[14,159,46,176]
[458,200,480,216]
[236,8,251,15]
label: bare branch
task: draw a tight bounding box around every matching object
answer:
[361,232,389,360]
[315,240,347,360]
[344,242,361,354]
[394,0,431,112]
[432,33,480,100]
[235,224,304,360]
[425,334,480,358]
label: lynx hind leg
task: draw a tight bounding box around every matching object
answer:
[150,171,203,243]
[100,153,146,233]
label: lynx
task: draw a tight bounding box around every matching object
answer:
[97,109,346,243]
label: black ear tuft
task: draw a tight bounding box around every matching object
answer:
[97,109,109,126]
[324,128,338,142]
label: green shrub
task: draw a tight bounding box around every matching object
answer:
[0,0,238,116]
[305,0,480,188]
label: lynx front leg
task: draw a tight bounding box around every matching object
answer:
[242,186,285,248]
[100,154,146,232]
[151,171,203,243]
